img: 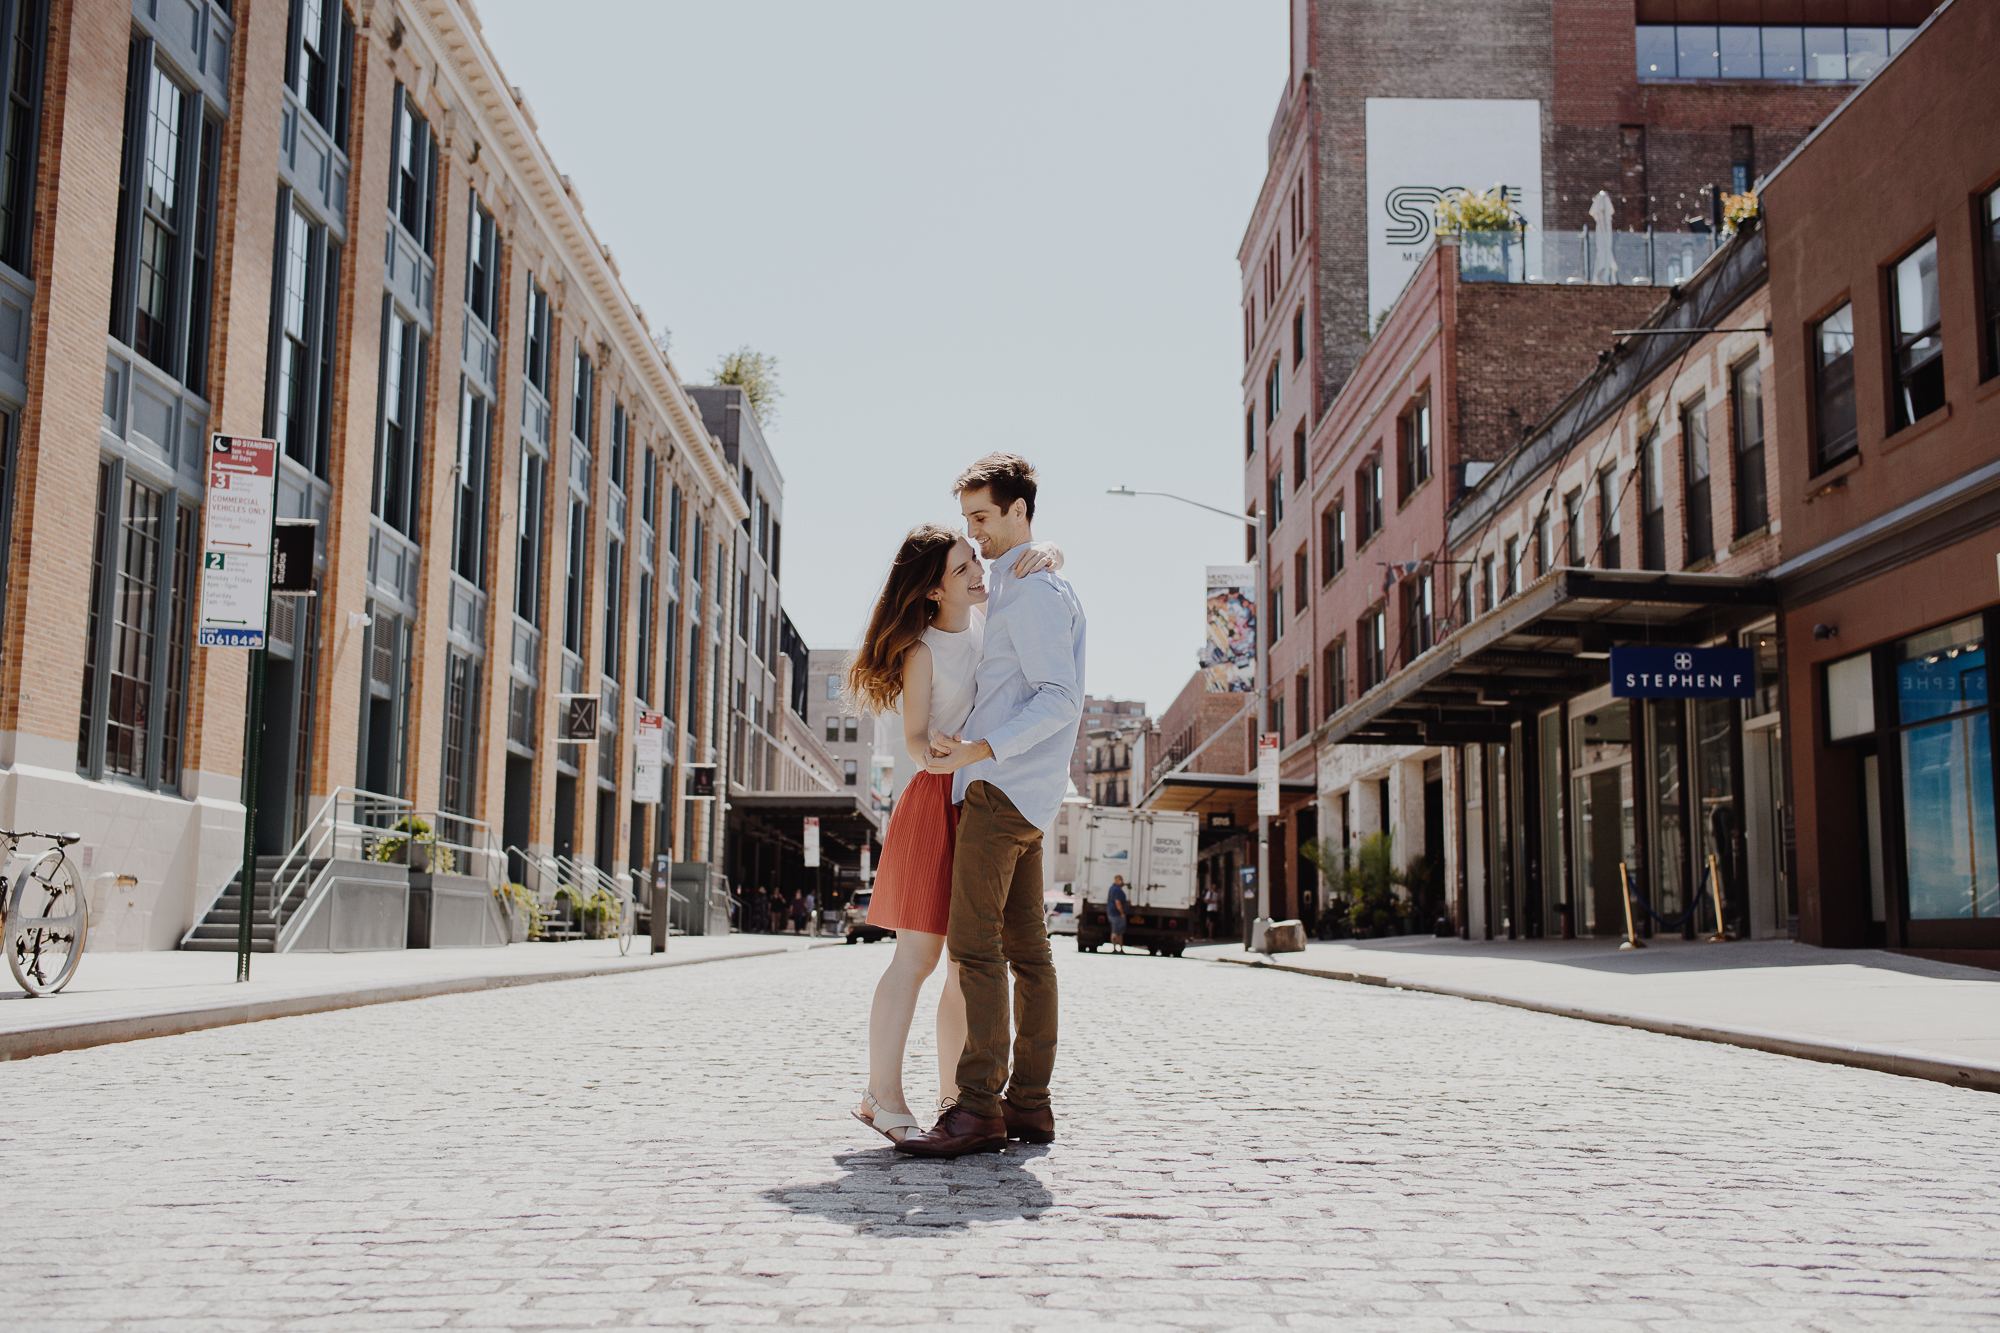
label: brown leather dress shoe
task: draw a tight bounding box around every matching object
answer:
[892,1104,1007,1157]
[1002,1098,1055,1144]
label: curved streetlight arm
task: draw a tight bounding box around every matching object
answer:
[1107,486,1259,528]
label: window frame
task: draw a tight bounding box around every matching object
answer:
[1814,300,1859,468]
[0,0,49,277]
[1321,496,1346,583]
[1731,356,1767,534]
[1682,394,1713,563]
[1888,234,1945,431]
[370,295,426,537]
[389,82,439,255]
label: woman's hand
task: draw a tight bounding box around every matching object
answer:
[1010,541,1065,577]
[923,735,993,775]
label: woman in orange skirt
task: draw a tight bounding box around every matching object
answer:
[844,524,1060,1143]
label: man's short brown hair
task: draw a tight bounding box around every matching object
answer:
[953,453,1037,522]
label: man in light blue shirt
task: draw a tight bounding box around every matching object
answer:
[897,454,1085,1158]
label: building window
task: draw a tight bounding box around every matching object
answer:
[844,759,858,787]
[1563,488,1584,564]
[1682,396,1712,563]
[562,498,587,656]
[1357,457,1384,545]
[76,463,195,791]
[1398,393,1431,501]
[1403,572,1434,659]
[572,344,595,457]
[1598,465,1622,568]
[464,190,497,329]
[635,569,654,706]
[1815,302,1858,467]
[1983,187,2000,382]
[1890,235,1944,430]
[1270,583,1284,641]
[845,717,859,743]
[1292,423,1307,489]
[515,444,545,625]
[1244,410,1254,459]
[1635,24,1914,82]
[453,378,493,587]
[662,600,681,723]
[1479,553,1494,613]
[1266,467,1283,529]
[1639,430,1666,570]
[641,448,657,530]
[610,400,629,497]
[440,650,479,815]
[389,83,437,253]
[1058,836,1069,855]
[602,537,626,683]
[111,46,221,393]
[1533,511,1551,578]
[0,0,48,276]
[264,197,340,477]
[824,715,838,743]
[1732,359,1767,534]
[824,673,839,701]
[525,277,551,394]
[1360,609,1387,691]
[1269,693,1285,747]
[1503,536,1519,598]
[372,303,426,538]
[1292,304,1305,367]
[1324,640,1347,716]
[1322,498,1346,582]
[1293,548,1309,614]
[287,0,354,145]
[1265,358,1281,427]
[1293,673,1309,742]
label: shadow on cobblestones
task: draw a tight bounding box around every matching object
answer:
[765,1144,1054,1233]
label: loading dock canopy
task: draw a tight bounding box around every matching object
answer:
[1141,771,1316,824]
[1325,568,1776,748]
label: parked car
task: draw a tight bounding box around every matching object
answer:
[844,890,891,944]
[1045,895,1077,936]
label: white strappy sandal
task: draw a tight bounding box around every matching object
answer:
[852,1091,922,1144]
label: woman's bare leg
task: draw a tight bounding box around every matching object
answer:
[935,957,967,1108]
[867,929,945,1118]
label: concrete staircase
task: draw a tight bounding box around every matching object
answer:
[182,856,326,952]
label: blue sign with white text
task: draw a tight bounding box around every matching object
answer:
[1610,646,1755,699]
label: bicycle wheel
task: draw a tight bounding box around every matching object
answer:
[616,896,633,956]
[7,849,86,996]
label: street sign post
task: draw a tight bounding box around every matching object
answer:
[200,435,283,983]
[802,816,820,868]
[1256,732,1280,816]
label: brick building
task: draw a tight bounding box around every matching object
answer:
[2,0,753,951]
[1070,696,1143,796]
[1239,0,1933,931]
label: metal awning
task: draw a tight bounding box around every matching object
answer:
[726,791,885,836]
[1324,567,1776,748]
[1140,771,1317,823]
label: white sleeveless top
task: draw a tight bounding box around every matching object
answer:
[919,606,984,737]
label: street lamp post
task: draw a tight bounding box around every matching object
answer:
[1107,486,1273,953]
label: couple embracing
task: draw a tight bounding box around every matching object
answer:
[842,454,1086,1158]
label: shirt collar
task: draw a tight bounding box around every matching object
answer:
[986,542,1032,607]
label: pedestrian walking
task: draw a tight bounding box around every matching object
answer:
[900,454,1086,1159]
[790,890,807,935]
[843,518,1064,1146]
[1203,883,1220,940]
[803,888,818,937]
[1107,873,1132,953]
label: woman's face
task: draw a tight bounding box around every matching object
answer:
[931,538,988,613]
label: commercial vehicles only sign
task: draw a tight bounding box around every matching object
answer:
[198,435,278,648]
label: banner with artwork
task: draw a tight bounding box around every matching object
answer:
[1201,566,1257,693]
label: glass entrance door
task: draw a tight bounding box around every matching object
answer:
[1571,700,1634,937]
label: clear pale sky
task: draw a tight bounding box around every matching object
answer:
[475,0,1287,716]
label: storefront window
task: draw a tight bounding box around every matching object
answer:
[1694,697,1737,907]
[1571,702,1634,936]
[1896,618,1995,919]
[1651,702,1688,921]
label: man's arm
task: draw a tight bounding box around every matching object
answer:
[978,579,1082,761]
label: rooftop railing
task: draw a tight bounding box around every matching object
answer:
[1457,229,1721,288]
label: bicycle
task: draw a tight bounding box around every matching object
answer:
[0,830,86,996]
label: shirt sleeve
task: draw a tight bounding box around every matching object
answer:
[981,578,1083,763]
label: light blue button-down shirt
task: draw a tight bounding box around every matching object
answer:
[951,542,1087,830]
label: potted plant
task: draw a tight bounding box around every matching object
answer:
[495,881,539,943]
[1436,185,1525,282]
[369,816,457,874]
[578,885,622,939]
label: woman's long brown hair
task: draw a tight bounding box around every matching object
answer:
[845,524,962,714]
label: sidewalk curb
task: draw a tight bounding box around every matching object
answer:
[0,944,808,1063]
[1211,954,2000,1095]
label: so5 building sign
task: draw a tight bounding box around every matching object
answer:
[1611,646,1755,699]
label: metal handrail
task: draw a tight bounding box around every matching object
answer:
[267,787,413,929]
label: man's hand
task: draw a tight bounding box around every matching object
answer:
[923,735,994,775]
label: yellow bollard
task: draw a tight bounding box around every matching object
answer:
[1619,861,1645,950]
[1706,851,1734,943]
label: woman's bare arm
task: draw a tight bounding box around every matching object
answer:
[901,642,937,767]
[1010,542,1065,576]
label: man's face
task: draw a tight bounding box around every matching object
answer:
[959,485,1026,559]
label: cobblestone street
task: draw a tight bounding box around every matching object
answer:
[7,943,2000,1330]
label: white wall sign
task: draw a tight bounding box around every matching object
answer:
[633,711,665,804]
[198,435,278,648]
[1256,732,1281,817]
[803,816,820,868]
[1364,98,1543,322]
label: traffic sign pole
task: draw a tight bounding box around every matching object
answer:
[237,642,266,981]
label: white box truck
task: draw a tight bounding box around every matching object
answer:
[1075,807,1200,956]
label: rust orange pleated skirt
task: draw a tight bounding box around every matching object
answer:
[867,770,957,936]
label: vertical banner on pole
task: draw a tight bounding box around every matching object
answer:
[633,711,665,803]
[1256,732,1280,816]
[1201,566,1257,693]
[802,817,820,868]
[860,845,872,883]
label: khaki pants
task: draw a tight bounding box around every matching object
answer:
[947,781,1058,1117]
